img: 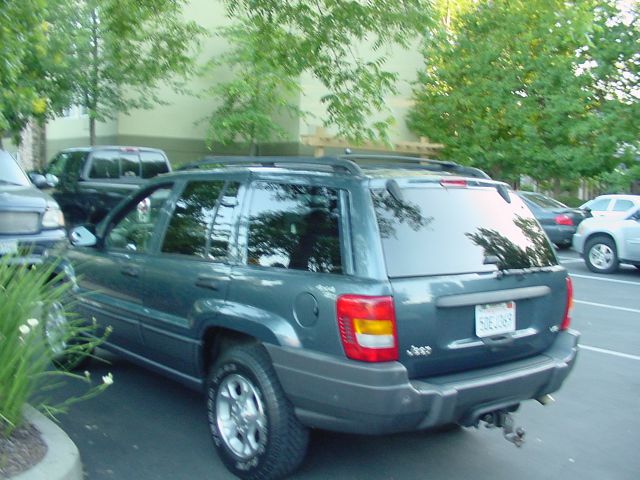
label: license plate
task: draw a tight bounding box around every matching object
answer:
[0,239,18,255]
[475,301,516,338]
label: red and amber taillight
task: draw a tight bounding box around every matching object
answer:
[337,295,399,362]
[561,276,573,330]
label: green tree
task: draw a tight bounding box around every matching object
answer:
[204,20,302,156]
[0,0,51,146]
[408,0,638,188]
[221,0,434,144]
[69,0,205,144]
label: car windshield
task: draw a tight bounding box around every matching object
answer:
[521,192,567,209]
[0,152,31,186]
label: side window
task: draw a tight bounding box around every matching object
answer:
[140,152,170,178]
[89,152,119,179]
[106,187,172,252]
[120,153,140,177]
[246,182,342,274]
[612,200,634,212]
[210,182,240,261]
[588,198,611,211]
[162,180,231,258]
[47,153,69,176]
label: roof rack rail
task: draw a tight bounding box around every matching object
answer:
[338,154,491,179]
[177,156,364,176]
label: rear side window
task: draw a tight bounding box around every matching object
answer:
[89,152,119,179]
[141,151,170,178]
[612,199,634,212]
[246,182,342,274]
[162,180,239,261]
[372,185,557,277]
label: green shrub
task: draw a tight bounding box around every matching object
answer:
[0,255,111,438]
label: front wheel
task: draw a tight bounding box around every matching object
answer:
[206,343,309,480]
[584,236,619,274]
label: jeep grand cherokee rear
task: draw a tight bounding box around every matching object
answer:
[64,156,578,480]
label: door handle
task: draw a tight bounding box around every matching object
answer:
[121,266,140,277]
[196,274,219,291]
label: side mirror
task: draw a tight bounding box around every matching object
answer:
[29,173,49,189]
[45,173,59,188]
[69,226,97,247]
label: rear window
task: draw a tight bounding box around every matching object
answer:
[520,192,566,209]
[372,184,557,277]
[141,151,170,178]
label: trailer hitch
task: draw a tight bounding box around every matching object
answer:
[480,410,526,447]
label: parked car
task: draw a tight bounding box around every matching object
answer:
[0,149,67,264]
[579,194,640,219]
[572,207,640,273]
[62,155,578,480]
[516,191,590,248]
[33,146,171,226]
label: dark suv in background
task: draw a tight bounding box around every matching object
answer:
[36,146,171,226]
[64,155,579,480]
[0,149,66,264]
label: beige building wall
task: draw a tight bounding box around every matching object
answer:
[43,0,425,165]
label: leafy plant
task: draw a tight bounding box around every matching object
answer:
[0,255,111,438]
[204,20,303,156]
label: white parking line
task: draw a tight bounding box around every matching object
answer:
[581,345,640,362]
[558,257,583,264]
[574,300,640,314]
[570,273,640,286]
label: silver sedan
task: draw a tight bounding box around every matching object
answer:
[572,207,640,273]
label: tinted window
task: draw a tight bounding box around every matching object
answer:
[89,152,119,179]
[46,151,87,178]
[210,182,240,261]
[247,183,342,274]
[520,192,566,209]
[141,151,170,178]
[373,185,557,277]
[163,181,223,257]
[106,187,172,252]
[612,199,634,212]
[120,153,140,177]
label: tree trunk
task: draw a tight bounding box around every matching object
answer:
[89,117,96,146]
[34,118,47,170]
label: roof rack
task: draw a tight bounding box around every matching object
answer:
[177,156,364,176]
[338,154,491,179]
[177,154,491,179]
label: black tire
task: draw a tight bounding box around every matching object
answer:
[206,343,309,480]
[584,236,619,274]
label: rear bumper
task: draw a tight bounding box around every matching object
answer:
[545,225,576,246]
[266,330,579,434]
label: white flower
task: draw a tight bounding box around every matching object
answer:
[84,371,91,379]
[27,318,39,328]
[19,324,31,336]
[102,373,114,386]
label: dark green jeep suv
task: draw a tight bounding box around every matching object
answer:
[64,155,579,480]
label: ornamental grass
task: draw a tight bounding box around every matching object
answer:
[0,254,111,438]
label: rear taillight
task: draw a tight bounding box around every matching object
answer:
[337,295,398,362]
[561,276,573,330]
[554,214,573,226]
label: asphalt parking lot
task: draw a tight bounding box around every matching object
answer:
[55,249,640,480]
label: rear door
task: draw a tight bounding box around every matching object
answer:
[372,180,569,379]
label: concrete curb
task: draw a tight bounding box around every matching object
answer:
[11,406,82,480]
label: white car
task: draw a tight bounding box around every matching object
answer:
[580,194,640,219]
[572,207,640,273]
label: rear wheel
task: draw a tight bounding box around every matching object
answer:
[206,343,309,480]
[584,236,619,274]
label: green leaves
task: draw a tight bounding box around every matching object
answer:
[408,0,638,184]
[222,0,434,143]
